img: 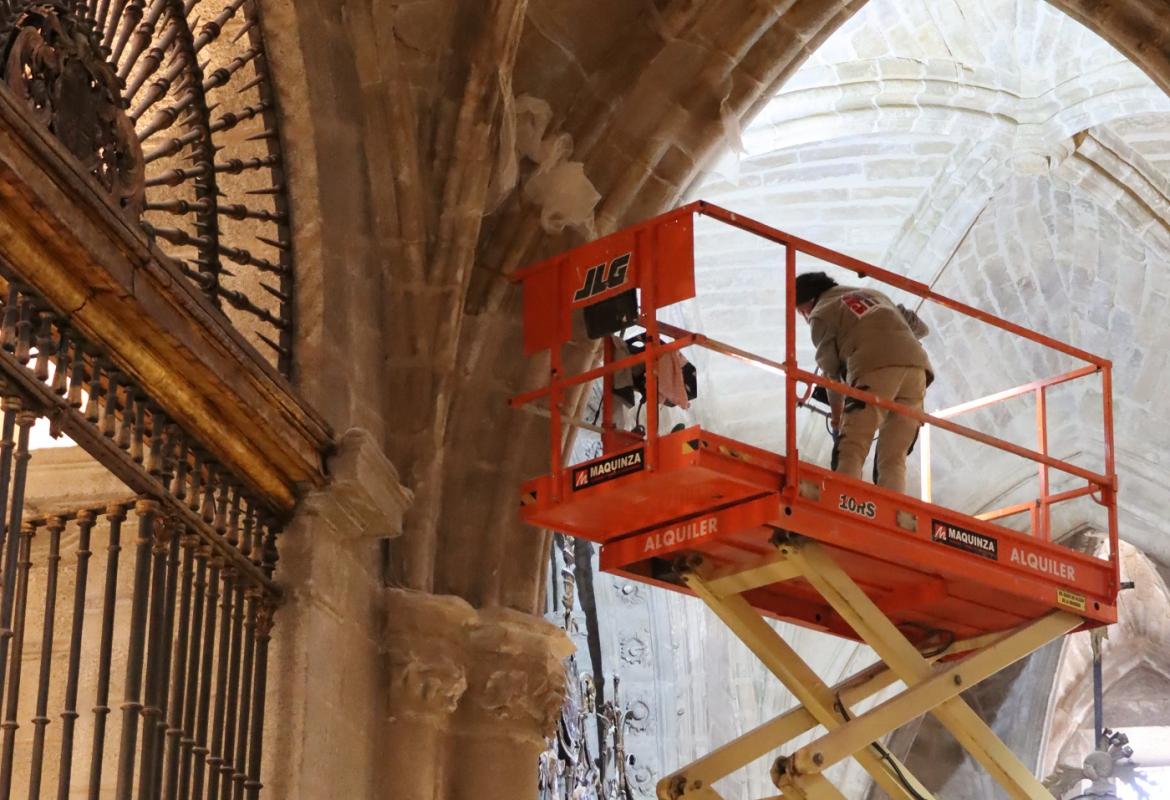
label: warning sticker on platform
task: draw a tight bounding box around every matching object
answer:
[931,520,998,560]
[1056,589,1087,612]
[572,449,644,491]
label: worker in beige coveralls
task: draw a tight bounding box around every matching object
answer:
[794,272,933,495]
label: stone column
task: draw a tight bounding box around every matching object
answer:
[384,589,473,800]
[448,608,572,800]
[265,428,412,799]
[383,596,571,800]
[266,426,571,800]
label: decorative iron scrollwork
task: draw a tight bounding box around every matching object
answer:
[542,532,640,800]
[0,0,294,376]
[2,3,144,214]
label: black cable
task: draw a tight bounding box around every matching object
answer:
[896,620,956,659]
[874,744,929,800]
[836,694,929,800]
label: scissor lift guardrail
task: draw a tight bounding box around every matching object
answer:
[510,201,1119,799]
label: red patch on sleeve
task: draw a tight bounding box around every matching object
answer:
[841,293,878,317]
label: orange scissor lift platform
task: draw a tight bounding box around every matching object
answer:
[511,201,1120,799]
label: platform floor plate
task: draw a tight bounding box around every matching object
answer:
[521,426,1116,644]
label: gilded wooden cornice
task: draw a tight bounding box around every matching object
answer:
[0,85,330,511]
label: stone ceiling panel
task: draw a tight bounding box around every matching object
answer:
[688,0,1170,562]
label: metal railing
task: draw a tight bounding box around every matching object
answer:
[0,0,295,375]
[0,501,276,800]
[0,271,282,798]
[512,200,1119,575]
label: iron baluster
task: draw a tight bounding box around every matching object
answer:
[116,391,135,452]
[217,581,246,798]
[201,467,217,525]
[188,452,203,514]
[243,602,273,800]
[88,504,127,799]
[114,499,160,800]
[83,357,103,423]
[131,391,148,463]
[189,555,221,799]
[230,591,258,800]
[0,401,18,582]
[177,544,209,798]
[0,409,35,709]
[147,408,166,476]
[27,516,65,799]
[135,514,176,798]
[162,532,198,800]
[0,525,34,799]
[13,300,33,365]
[0,288,17,350]
[205,568,236,800]
[171,437,189,500]
[100,371,122,439]
[56,509,95,800]
[66,341,86,408]
[49,329,69,395]
[31,313,52,382]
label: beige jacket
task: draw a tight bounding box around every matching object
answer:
[808,285,933,385]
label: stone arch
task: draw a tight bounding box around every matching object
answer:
[1038,542,1170,779]
[240,2,1170,797]
[257,0,1170,618]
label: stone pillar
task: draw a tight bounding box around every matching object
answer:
[266,428,571,800]
[448,608,572,800]
[265,428,412,799]
[384,589,473,800]
[384,595,572,800]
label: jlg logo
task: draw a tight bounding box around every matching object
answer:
[573,253,631,302]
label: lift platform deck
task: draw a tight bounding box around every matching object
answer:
[510,201,1120,799]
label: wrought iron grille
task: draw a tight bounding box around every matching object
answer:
[4,502,276,800]
[540,533,636,800]
[0,0,294,375]
[0,268,282,798]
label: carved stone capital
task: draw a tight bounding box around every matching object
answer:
[384,588,475,718]
[459,608,573,738]
[299,428,413,541]
[382,590,572,736]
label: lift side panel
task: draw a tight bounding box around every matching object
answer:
[519,211,695,355]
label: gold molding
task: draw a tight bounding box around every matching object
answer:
[0,85,330,511]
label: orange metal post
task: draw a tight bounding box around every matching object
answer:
[641,228,659,472]
[785,245,799,493]
[920,424,933,503]
[1036,387,1050,541]
[1102,364,1119,572]
[550,345,563,503]
[602,336,616,452]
